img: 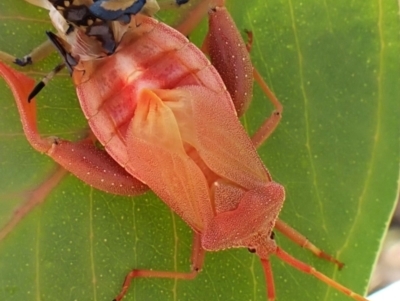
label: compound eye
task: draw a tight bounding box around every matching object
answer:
[247,248,256,254]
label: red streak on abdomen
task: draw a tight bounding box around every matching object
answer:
[76,16,228,168]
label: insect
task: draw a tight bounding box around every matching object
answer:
[0,0,371,300]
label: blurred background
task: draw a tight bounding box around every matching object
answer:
[369,197,400,294]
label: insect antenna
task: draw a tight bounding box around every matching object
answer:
[28,63,65,102]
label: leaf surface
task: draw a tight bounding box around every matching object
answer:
[0,1,399,301]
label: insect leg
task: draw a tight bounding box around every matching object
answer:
[0,62,148,196]
[113,232,204,301]
[231,5,346,283]
[274,219,344,269]
[260,258,276,301]
[248,59,343,272]
[202,4,283,141]
[0,39,54,66]
[172,1,257,116]
[247,57,343,271]
[250,68,283,148]
[275,247,369,301]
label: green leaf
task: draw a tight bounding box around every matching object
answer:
[0,1,399,301]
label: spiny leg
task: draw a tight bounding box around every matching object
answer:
[173,0,283,137]
[192,0,347,287]
[245,40,365,300]
[260,258,276,301]
[274,247,369,301]
[250,68,283,148]
[240,29,283,148]
[274,219,344,269]
[249,70,367,300]
[171,1,359,299]
[248,66,343,271]
[203,3,254,116]
[212,2,283,144]
[249,60,342,273]
[0,1,150,244]
[113,232,205,301]
[0,62,147,196]
[175,0,256,117]
[237,14,342,272]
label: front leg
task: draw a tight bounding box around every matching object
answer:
[0,61,147,196]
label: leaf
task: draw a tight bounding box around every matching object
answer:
[0,1,399,301]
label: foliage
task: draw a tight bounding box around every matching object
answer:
[0,1,399,300]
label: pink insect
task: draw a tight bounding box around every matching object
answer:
[0,0,370,300]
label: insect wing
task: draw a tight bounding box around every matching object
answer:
[124,85,270,231]
[125,88,212,231]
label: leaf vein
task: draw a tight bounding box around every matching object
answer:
[287,0,328,232]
